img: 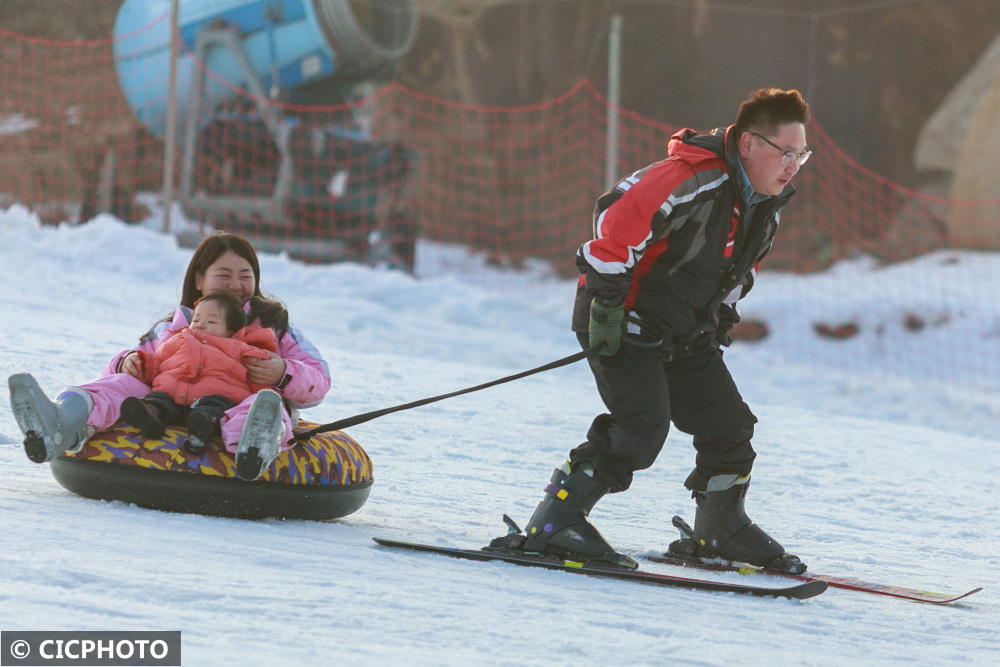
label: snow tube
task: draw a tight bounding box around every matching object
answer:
[49,421,373,520]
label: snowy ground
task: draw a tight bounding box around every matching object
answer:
[1,208,998,666]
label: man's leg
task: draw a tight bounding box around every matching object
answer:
[569,337,672,492]
[515,337,670,566]
[664,347,757,492]
[666,347,802,571]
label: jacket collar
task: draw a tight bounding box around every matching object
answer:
[675,126,796,205]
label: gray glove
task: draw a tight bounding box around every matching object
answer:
[589,299,625,356]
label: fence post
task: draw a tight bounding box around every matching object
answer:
[161,0,180,234]
[605,14,622,191]
[807,12,818,106]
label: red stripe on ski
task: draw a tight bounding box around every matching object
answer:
[643,554,981,605]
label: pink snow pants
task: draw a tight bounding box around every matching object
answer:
[80,374,294,452]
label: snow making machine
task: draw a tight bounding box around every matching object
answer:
[113,0,418,267]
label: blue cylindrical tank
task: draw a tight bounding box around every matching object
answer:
[113,0,417,137]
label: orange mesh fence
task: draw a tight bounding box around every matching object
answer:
[2,23,999,390]
[0,24,163,226]
[4,22,998,273]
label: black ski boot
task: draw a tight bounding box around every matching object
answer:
[120,397,167,440]
[499,463,637,568]
[668,474,805,574]
[184,407,224,455]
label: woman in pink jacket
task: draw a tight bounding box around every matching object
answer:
[8,231,332,480]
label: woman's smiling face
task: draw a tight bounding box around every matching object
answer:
[194,251,256,300]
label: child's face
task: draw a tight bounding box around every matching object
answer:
[190,301,232,338]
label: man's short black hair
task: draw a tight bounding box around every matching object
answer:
[734,88,810,137]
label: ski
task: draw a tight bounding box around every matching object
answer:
[655,516,982,605]
[643,553,981,605]
[372,538,828,600]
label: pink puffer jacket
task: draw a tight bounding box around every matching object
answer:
[136,325,277,405]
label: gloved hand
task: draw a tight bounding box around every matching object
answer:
[589,299,625,356]
[714,303,740,348]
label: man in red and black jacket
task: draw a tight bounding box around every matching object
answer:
[514,89,813,573]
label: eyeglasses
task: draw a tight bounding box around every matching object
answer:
[752,132,813,166]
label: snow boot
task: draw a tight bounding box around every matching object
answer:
[120,397,167,440]
[184,407,224,455]
[235,390,285,480]
[668,474,804,573]
[8,373,95,463]
[519,462,637,569]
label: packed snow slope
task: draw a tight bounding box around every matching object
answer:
[1,208,998,666]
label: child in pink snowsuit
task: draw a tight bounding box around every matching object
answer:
[120,291,282,456]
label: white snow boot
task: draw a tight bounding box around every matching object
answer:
[235,389,285,480]
[9,373,94,463]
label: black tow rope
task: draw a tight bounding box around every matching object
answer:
[293,344,601,440]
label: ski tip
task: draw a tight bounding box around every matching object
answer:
[935,586,984,604]
[895,586,983,605]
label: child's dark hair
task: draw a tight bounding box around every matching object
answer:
[246,295,289,341]
[195,291,247,334]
